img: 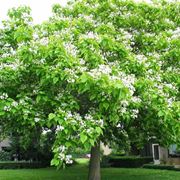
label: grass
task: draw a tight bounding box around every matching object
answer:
[0,158,179,180]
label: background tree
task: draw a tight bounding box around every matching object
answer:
[0,0,179,180]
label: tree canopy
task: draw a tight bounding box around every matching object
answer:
[0,0,179,174]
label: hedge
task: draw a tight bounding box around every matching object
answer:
[0,151,11,161]
[101,155,153,168]
[143,164,180,171]
[0,161,47,169]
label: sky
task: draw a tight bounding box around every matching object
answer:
[0,0,68,24]
[0,0,175,25]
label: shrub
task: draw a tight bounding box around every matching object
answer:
[0,161,47,169]
[101,155,153,168]
[100,155,111,168]
[0,151,11,161]
[143,164,180,171]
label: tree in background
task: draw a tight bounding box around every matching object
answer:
[0,0,179,179]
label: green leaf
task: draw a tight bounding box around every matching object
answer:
[53,77,58,84]
[96,127,102,134]
[51,158,60,166]
[49,113,55,120]
[90,94,96,100]
[65,142,72,147]
[90,139,95,146]
[103,102,109,110]
[80,134,87,143]
[80,73,88,83]
[158,111,164,117]
[36,95,41,103]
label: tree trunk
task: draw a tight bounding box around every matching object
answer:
[88,142,101,180]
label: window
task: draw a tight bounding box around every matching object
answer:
[169,144,180,157]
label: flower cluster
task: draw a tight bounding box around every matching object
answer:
[63,42,78,57]
[3,106,11,111]
[56,125,64,132]
[11,101,18,107]
[64,68,78,83]
[0,93,8,99]
[0,63,19,70]
[88,64,112,78]
[80,31,100,41]
[170,27,180,40]
[34,117,40,122]
[131,109,139,119]
[65,155,73,164]
[42,128,51,135]
[39,37,49,46]
[136,54,148,64]
[58,145,66,161]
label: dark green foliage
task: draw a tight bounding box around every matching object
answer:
[0,161,47,169]
[8,129,55,165]
[143,164,180,171]
[100,155,112,168]
[0,151,11,161]
[101,155,153,168]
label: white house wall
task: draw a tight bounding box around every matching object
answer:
[0,138,10,151]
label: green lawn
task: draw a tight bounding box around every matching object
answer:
[0,159,179,180]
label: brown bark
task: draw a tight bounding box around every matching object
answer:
[88,142,101,180]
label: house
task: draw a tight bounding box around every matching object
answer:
[101,143,112,155]
[142,143,180,167]
[0,138,10,151]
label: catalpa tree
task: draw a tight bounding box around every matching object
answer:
[0,0,179,179]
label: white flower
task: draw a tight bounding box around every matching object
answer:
[67,78,75,83]
[81,31,100,40]
[136,54,147,63]
[10,48,16,55]
[87,129,91,133]
[167,97,175,107]
[42,129,51,135]
[79,59,85,65]
[12,101,18,107]
[66,111,73,119]
[0,93,8,99]
[121,107,126,114]
[56,125,64,131]
[58,153,65,161]
[66,159,73,164]
[121,100,129,107]
[99,119,104,127]
[131,109,139,118]
[124,31,132,40]
[39,59,45,64]
[63,42,77,57]
[88,64,112,78]
[65,154,73,164]
[131,96,141,103]
[66,154,72,159]
[33,33,39,40]
[117,123,123,128]
[3,106,11,111]
[39,37,49,46]
[84,114,93,120]
[170,27,180,39]
[34,117,40,122]
[87,32,98,39]
[0,63,19,70]
[59,145,66,152]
